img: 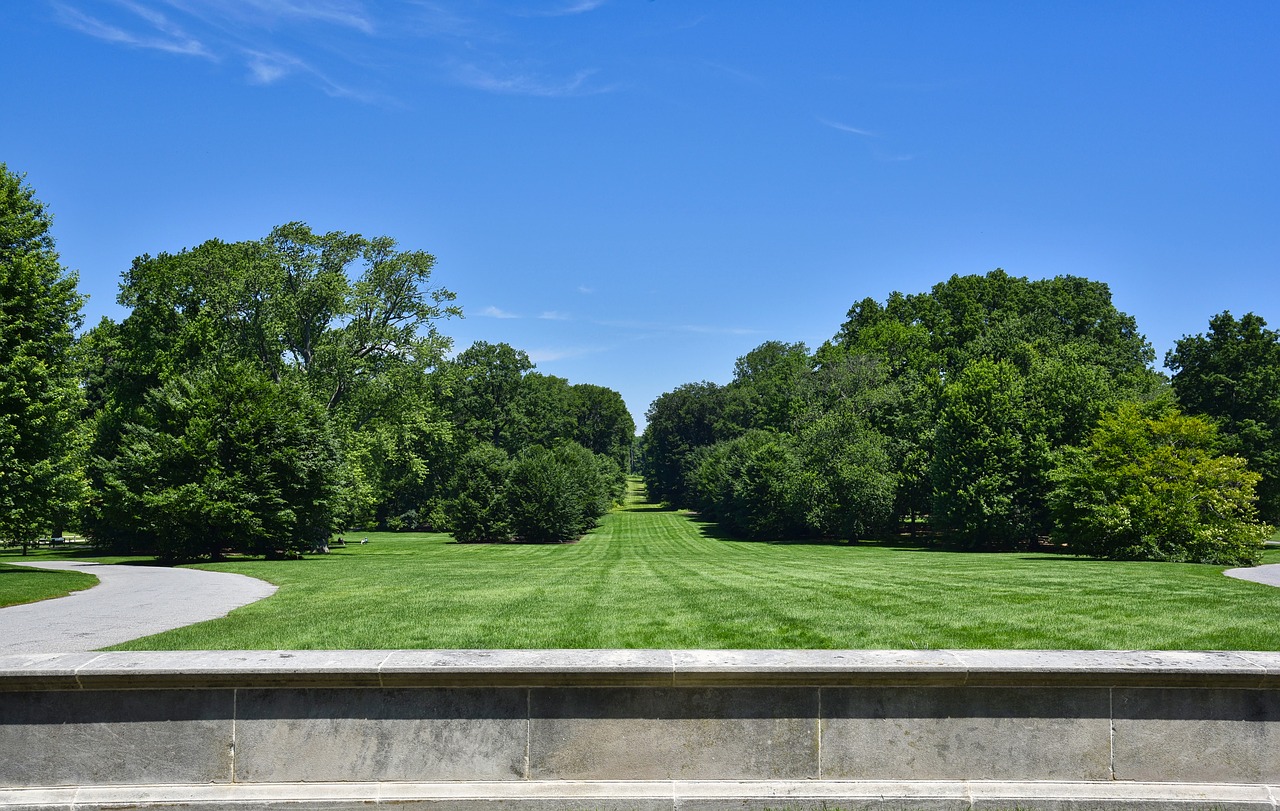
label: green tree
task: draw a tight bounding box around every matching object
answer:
[0,165,85,553]
[930,359,1050,547]
[443,341,534,452]
[445,443,514,543]
[94,364,339,561]
[1166,311,1280,521]
[1050,401,1271,565]
[81,223,459,547]
[642,381,728,506]
[795,406,897,540]
[723,341,813,433]
[570,383,635,470]
[505,442,617,542]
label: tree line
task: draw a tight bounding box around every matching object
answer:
[0,165,633,560]
[639,271,1277,565]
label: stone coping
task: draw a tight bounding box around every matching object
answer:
[2,780,1279,810]
[4,649,1280,691]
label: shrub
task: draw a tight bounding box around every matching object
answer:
[1050,401,1273,565]
[445,443,513,542]
[91,364,339,561]
[446,441,620,543]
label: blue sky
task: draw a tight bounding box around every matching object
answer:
[3,1,1278,429]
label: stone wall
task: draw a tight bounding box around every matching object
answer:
[2,649,1280,809]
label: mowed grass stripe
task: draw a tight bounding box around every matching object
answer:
[102,481,1280,651]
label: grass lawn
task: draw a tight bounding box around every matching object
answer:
[87,479,1280,651]
[0,562,98,608]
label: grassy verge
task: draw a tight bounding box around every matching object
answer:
[93,479,1280,651]
[0,563,99,608]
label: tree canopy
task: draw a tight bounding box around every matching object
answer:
[0,164,85,551]
[1166,311,1280,522]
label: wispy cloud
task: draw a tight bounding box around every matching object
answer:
[481,305,520,319]
[819,118,876,137]
[577,285,594,294]
[54,1,213,57]
[527,345,600,363]
[236,0,374,33]
[451,63,610,97]
[53,1,615,102]
[596,318,762,337]
[514,0,606,18]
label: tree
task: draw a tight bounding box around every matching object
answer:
[570,383,635,470]
[642,382,728,506]
[1050,401,1272,565]
[0,165,85,553]
[445,443,514,543]
[81,223,459,546]
[723,341,813,433]
[443,341,534,452]
[930,359,1050,548]
[795,406,897,540]
[506,442,619,543]
[1166,311,1280,521]
[93,363,339,561]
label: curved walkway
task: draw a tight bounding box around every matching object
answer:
[1225,563,1280,588]
[0,561,276,653]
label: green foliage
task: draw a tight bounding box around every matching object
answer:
[442,341,534,451]
[691,431,809,539]
[646,269,1166,545]
[0,165,86,551]
[507,443,610,543]
[570,382,636,470]
[80,222,459,547]
[641,381,729,506]
[795,406,897,539]
[930,359,1049,547]
[445,443,514,543]
[445,441,622,544]
[93,364,339,561]
[1167,311,1280,522]
[1050,401,1272,565]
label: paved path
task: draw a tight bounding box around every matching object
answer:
[0,561,276,653]
[1225,563,1280,588]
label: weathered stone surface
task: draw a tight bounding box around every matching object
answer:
[233,687,527,782]
[379,649,674,687]
[6,779,1274,811]
[0,689,233,786]
[820,686,1111,781]
[967,779,1278,810]
[73,650,390,689]
[1113,687,1280,783]
[528,687,819,780]
[672,649,967,686]
[0,652,104,691]
[956,650,1269,688]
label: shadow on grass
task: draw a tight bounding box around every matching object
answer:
[690,516,1093,559]
[625,501,681,513]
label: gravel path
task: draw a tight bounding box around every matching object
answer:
[0,560,276,653]
[1225,563,1280,588]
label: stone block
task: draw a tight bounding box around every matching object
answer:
[1113,687,1280,783]
[232,687,527,782]
[820,686,1111,781]
[527,686,819,780]
[0,689,232,786]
